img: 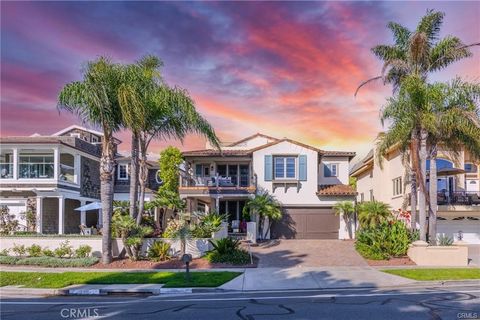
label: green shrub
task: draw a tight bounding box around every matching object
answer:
[0,256,98,267]
[12,231,38,236]
[0,248,9,256]
[42,248,55,257]
[355,221,411,260]
[209,238,240,255]
[12,244,26,257]
[0,256,19,264]
[75,245,92,258]
[26,244,43,257]
[148,241,171,261]
[206,249,251,265]
[191,212,226,238]
[53,240,74,258]
[438,234,453,246]
[112,214,153,261]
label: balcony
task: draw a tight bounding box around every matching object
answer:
[437,192,480,206]
[179,174,256,196]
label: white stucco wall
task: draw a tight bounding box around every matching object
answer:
[319,156,350,185]
[253,141,319,205]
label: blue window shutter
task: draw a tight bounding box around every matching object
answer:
[324,164,331,177]
[299,155,307,181]
[264,155,273,181]
[195,164,202,176]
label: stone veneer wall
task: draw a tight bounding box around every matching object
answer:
[42,198,59,234]
[80,157,100,199]
[64,199,81,234]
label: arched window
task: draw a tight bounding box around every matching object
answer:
[465,163,478,173]
[426,158,453,170]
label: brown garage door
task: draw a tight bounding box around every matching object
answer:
[271,207,339,239]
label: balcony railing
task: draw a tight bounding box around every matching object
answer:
[181,174,254,188]
[437,192,480,205]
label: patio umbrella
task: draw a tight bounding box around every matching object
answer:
[74,202,102,211]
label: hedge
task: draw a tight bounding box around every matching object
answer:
[0,256,99,267]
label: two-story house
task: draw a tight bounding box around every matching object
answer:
[0,125,161,234]
[180,134,356,239]
[350,144,480,244]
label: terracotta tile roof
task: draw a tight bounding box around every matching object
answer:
[317,184,357,196]
[182,149,252,157]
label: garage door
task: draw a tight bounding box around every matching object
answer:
[437,220,480,244]
[270,207,339,239]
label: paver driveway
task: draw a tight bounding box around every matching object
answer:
[249,239,367,268]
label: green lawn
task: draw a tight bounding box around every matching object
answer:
[0,271,241,288]
[382,268,480,281]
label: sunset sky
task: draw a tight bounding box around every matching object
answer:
[1,1,479,162]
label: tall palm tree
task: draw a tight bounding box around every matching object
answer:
[58,57,123,264]
[121,58,220,223]
[427,79,480,244]
[357,9,478,241]
[118,56,164,220]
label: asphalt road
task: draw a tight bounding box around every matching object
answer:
[1,285,479,320]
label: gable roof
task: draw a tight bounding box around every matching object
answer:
[52,125,104,137]
[350,149,374,176]
[228,133,279,147]
[183,134,355,159]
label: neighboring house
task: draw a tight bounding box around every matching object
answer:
[113,156,161,202]
[350,145,480,244]
[179,133,356,239]
[0,125,161,234]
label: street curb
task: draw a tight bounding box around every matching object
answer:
[2,279,478,297]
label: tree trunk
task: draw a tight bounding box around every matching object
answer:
[418,128,428,242]
[137,135,148,225]
[428,145,438,245]
[410,173,418,230]
[100,138,115,264]
[129,132,139,219]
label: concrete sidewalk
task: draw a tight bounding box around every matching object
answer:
[220,266,415,291]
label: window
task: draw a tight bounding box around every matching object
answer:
[274,156,296,179]
[195,164,210,177]
[117,164,128,180]
[19,154,54,179]
[70,133,81,138]
[91,135,99,143]
[369,189,374,201]
[360,193,364,202]
[155,170,162,184]
[465,163,478,173]
[324,163,338,177]
[393,177,403,196]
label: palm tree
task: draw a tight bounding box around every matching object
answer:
[118,56,164,220]
[333,201,355,239]
[117,55,220,224]
[358,9,478,241]
[426,79,480,244]
[243,191,282,239]
[357,201,391,229]
[58,57,123,264]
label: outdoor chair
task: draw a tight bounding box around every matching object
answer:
[471,193,480,205]
[437,192,448,205]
